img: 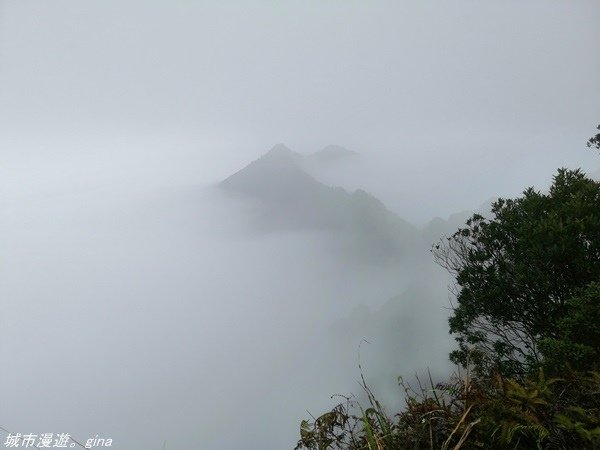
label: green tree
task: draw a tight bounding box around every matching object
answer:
[539,281,600,373]
[433,169,600,377]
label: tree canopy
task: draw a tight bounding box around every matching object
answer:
[433,168,600,377]
[297,127,600,449]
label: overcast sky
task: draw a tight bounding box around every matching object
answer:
[1,0,599,221]
[1,2,599,449]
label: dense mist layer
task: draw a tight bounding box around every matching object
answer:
[0,152,452,449]
[1,1,599,449]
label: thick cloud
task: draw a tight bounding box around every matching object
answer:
[1,1,599,449]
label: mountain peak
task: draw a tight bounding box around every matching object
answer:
[267,143,293,154]
[261,143,298,161]
[220,144,315,199]
[253,143,304,166]
[220,144,418,261]
[312,145,358,161]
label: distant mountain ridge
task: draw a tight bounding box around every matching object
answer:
[310,145,358,161]
[221,144,312,203]
[220,144,417,262]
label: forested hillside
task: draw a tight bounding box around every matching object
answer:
[295,129,600,450]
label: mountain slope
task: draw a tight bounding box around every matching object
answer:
[220,144,417,261]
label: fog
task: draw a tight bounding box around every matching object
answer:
[1,1,599,449]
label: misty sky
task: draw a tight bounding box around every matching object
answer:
[2,0,599,220]
[1,2,599,450]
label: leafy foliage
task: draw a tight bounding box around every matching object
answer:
[296,367,600,450]
[295,370,479,450]
[433,169,600,377]
[296,130,600,449]
[539,282,600,374]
